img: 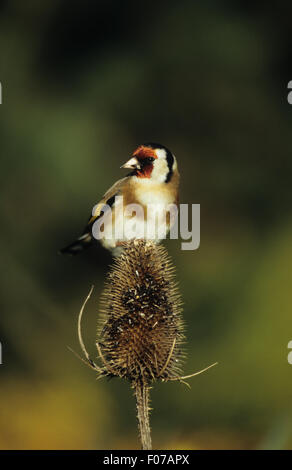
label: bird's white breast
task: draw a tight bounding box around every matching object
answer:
[99,178,177,252]
[134,181,175,206]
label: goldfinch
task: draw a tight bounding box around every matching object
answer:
[60,143,179,255]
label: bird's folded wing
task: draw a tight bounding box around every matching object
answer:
[85,176,129,228]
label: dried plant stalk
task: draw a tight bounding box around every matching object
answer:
[135,381,152,450]
[75,240,217,450]
[97,240,185,449]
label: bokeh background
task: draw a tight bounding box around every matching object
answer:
[0,0,292,450]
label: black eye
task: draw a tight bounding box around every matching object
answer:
[146,157,155,163]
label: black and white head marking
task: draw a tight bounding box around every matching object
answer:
[142,142,175,183]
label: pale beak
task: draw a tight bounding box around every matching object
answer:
[120,156,141,170]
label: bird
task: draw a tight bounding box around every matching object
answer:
[60,143,179,256]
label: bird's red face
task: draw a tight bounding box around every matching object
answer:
[132,145,157,178]
[121,145,157,178]
[132,145,157,160]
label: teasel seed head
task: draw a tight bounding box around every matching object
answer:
[97,239,185,386]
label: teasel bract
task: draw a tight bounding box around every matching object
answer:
[76,240,217,449]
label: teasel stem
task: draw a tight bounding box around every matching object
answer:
[134,379,152,450]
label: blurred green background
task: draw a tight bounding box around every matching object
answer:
[0,0,292,450]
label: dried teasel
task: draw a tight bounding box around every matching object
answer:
[75,240,217,449]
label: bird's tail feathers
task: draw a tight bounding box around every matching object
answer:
[59,233,93,255]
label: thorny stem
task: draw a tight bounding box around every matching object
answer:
[134,380,152,450]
